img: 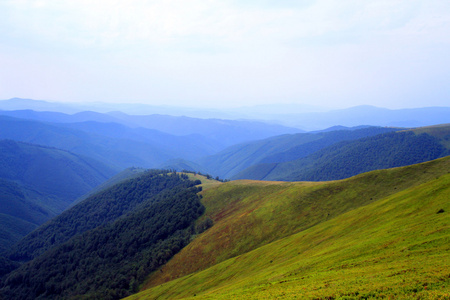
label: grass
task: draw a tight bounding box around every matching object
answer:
[125,157,450,299]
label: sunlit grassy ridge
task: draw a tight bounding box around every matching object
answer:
[126,157,450,299]
[140,157,450,290]
[185,173,223,191]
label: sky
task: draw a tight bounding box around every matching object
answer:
[0,0,449,110]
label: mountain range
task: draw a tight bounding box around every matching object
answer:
[1,98,450,130]
[0,98,449,299]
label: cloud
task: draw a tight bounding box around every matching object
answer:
[0,0,449,108]
[1,0,443,52]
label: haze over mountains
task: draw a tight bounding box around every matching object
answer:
[2,98,450,130]
[0,97,449,299]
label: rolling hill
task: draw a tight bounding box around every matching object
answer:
[0,140,116,253]
[1,171,206,299]
[197,126,398,179]
[0,155,448,299]
[128,156,450,300]
[233,124,450,181]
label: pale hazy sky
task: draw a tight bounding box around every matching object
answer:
[1,0,449,109]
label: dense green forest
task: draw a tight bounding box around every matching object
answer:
[0,257,19,278]
[72,167,147,206]
[1,171,205,299]
[8,170,200,262]
[234,131,450,181]
[260,126,397,164]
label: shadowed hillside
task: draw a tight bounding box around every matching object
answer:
[0,140,116,252]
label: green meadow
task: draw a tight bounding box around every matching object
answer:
[127,157,450,299]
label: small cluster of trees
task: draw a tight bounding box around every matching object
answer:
[181,170,229,182]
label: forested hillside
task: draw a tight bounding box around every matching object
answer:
[71,167,147,206]
[1,171,206,300]
[0,180,45,254]
[234,127,450,181]
[8,170,199,261]
[198,126,397,179]
[0,140,116,252]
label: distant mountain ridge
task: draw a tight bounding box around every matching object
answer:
[0,108,303,148]
[1,98,449,130]
[280,105,450,130]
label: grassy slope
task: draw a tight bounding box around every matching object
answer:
[186,173,223,191]
[130,166,450,299]
[127,156,450,299]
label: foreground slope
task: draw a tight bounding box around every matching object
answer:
[129,156,450,299]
